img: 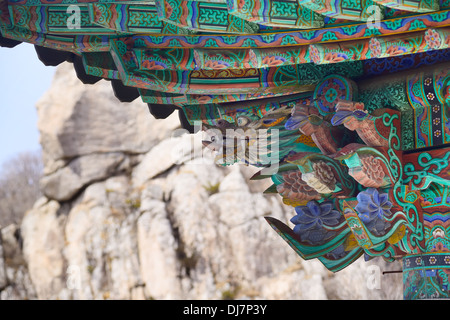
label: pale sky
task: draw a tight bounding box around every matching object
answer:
[0,42,56,168]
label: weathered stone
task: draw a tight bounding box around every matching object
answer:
[137,203,182,299]
[0,235,7,291]
[63,176,144,300]
[21,200,67,299]
[1,224,25,269]
[36,62,180,175]
[40,152,125,201]
[0,226,37,299]
[132,131,204,187]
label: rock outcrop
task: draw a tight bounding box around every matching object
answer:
[0,224,36,300]
[0,63,403,300]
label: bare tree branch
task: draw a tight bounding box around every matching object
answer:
[0,150,43,227]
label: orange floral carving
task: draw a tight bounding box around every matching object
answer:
[360,155,385,187]
[261,55,285,67]
[324,52,347,63]
[385,45,407,56]
[204,60,229,69]
[142,60,166,70]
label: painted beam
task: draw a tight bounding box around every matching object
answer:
[155,0,260,33]
[129,9,450,48]
[373,0,440,12]
[298,0,385,21]
[226,0,325,29]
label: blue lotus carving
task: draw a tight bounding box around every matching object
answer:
[290,200,341,245]
[355,188,393,236]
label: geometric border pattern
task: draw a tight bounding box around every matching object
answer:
[403,253,450,270]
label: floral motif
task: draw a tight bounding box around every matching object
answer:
[315,76,355,116]
[405,259,411,268]
[355,188,393,236]
[427,92,435,100]
[431,241,447,252]
[369,38,382,58]
[432,105,440,113]
[434,130,441,138]
[141,60,167,70]
[248,49,258,67]
[290,200,341,245]
[204,60,230,69]
[309,45,320,64]
[318,80,344,111]
[276,171,321,202]
[351,155,386,188]
[324,52,348,63]
[302,161,337,194]
[444,256,450,264]
[261,55,286,67]
[385,45,407,56]
[429,256,437,265]
[425,29,441,49]
[324,86,338,103]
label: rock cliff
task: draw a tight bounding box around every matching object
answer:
[0,62,403,300]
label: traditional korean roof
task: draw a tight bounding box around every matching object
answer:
[1,0,449,125]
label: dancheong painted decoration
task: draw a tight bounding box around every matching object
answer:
[1,0,450,300]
